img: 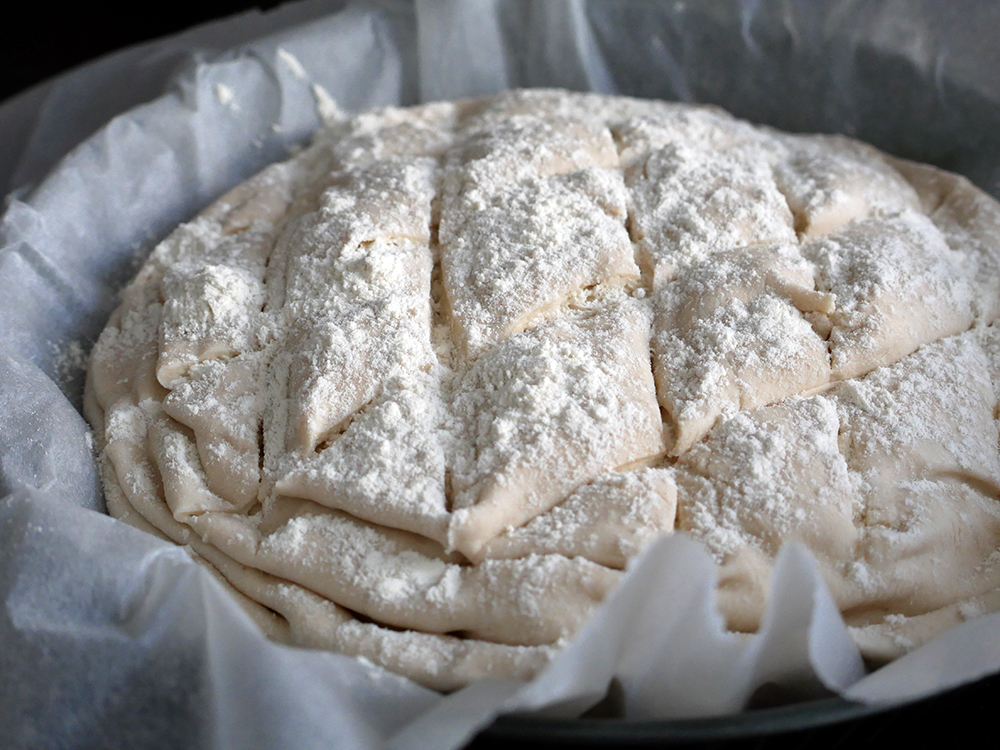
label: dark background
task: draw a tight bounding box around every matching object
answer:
[1,2,998,748]
[0,2,291,105]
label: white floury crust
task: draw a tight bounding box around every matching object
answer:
[85,89,1000,687]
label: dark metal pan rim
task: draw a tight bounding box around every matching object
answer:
[481,695,897,743]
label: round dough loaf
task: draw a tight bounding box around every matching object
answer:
[85,89,1000,689]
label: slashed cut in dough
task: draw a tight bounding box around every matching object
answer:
[86,89,1000,689]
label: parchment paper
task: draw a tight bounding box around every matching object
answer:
[3,1,1000,748]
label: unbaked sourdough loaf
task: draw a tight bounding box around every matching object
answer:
[84,89,1000,689]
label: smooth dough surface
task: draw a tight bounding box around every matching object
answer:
[86,89,1000,688]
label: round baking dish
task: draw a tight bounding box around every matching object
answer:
[2,3,1000,748]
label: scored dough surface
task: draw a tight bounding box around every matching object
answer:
[85,89,1000,688]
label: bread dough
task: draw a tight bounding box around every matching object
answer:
[676,331,1000,660]
[85,89,1000,688]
